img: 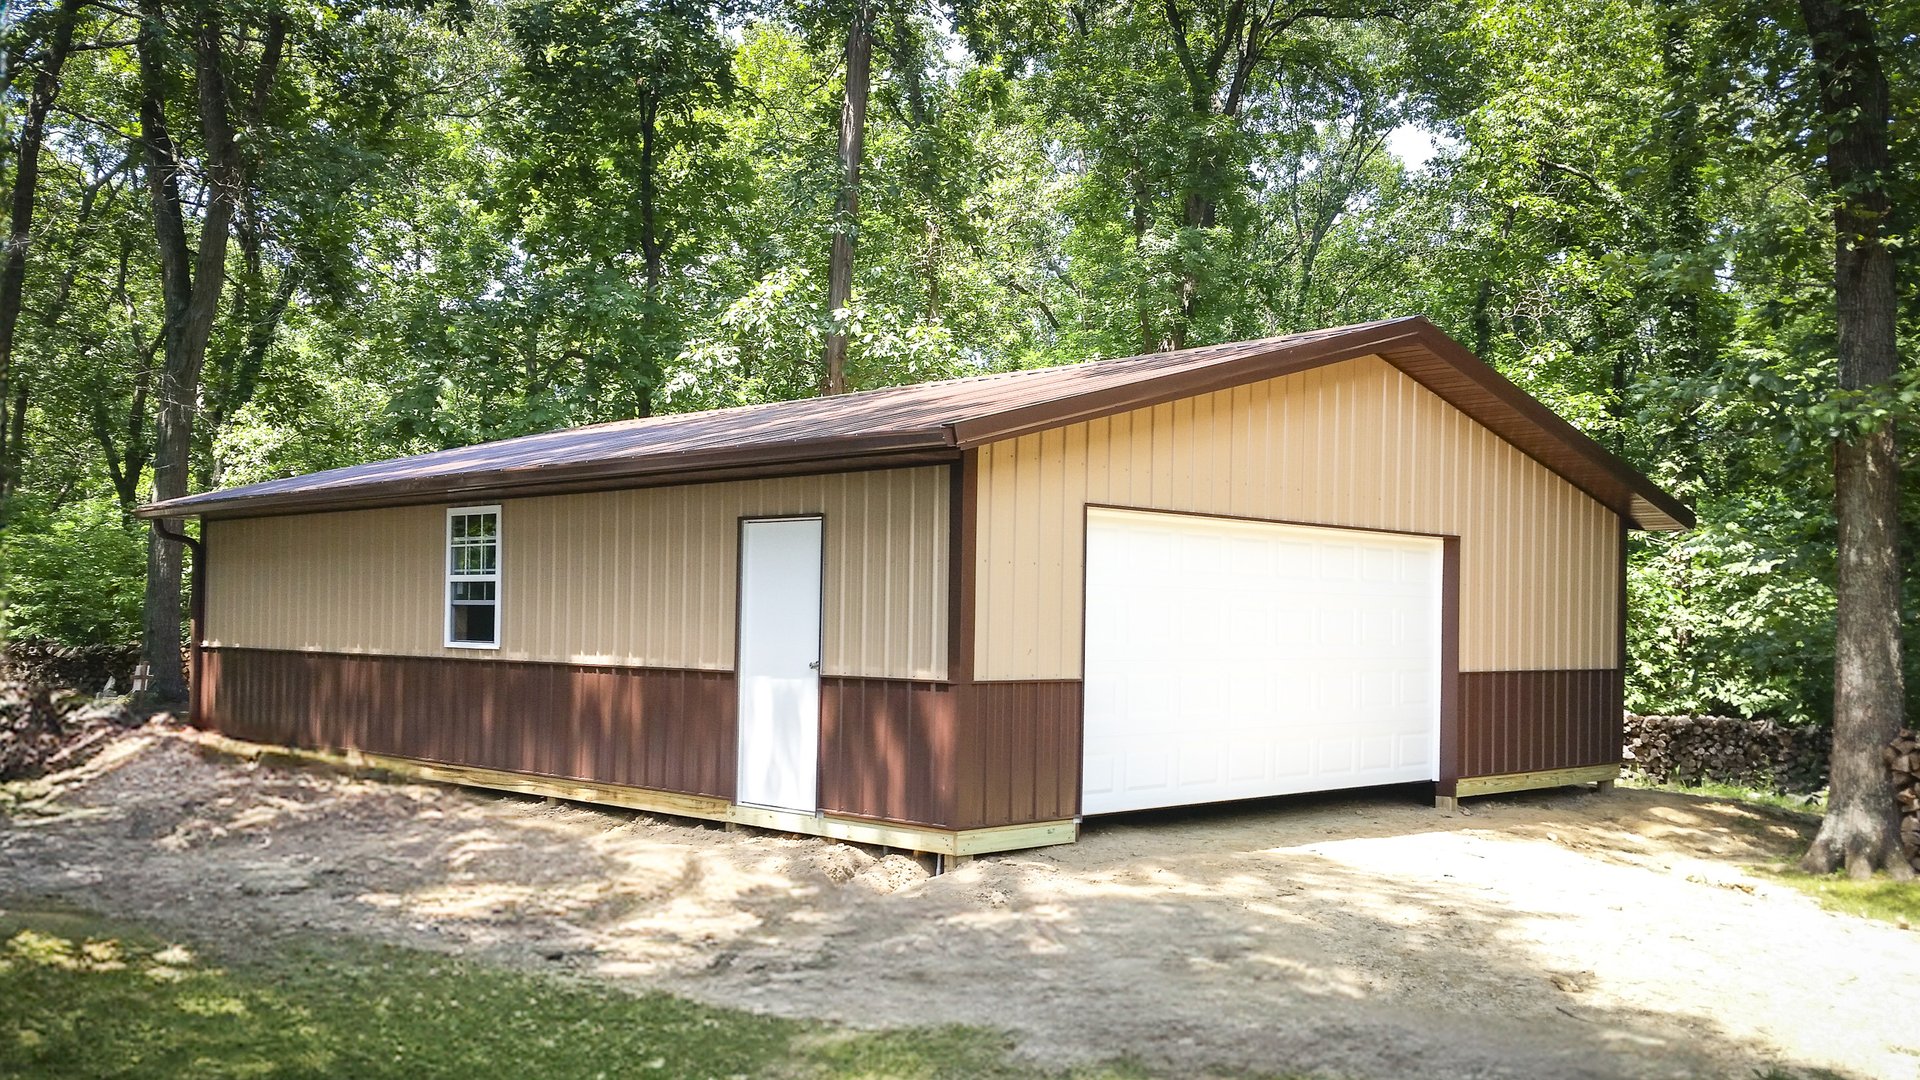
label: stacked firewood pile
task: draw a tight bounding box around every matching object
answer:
[0,682,138,782]
[1623,713,1829,794]
[0,640,141,696]
[1888,731,1920,872]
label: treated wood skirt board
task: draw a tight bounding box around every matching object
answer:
[1454,762,1620,798]
[184,730,1077,857]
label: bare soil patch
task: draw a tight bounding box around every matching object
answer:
[4,726,1915,1079]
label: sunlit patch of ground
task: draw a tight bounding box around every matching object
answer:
[4,728,1915,1080]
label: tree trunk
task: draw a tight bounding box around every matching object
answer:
[0,0,87,515]
[102,235,156,511]
[1796,0,1907,879]
[821,0,872,396]
[137,0,251,706]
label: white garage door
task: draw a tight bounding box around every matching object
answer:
[1082,507,1442,815]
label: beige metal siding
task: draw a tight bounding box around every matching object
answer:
[207,467,949,679]
[974,355,1620,679]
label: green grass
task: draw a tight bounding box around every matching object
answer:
[1618,775,1826,816]
[1616,777,1920,931]
[0,905,1212,1080]
[1761,871,1920,929]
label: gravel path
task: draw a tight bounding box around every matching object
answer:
[4,727,1915,1079]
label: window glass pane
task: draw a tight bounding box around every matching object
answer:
[451,603,496,644]
[452,580,495,602]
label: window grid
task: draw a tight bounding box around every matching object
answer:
[446,506,500,648]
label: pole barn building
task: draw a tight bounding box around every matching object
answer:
[139,317,1692,857]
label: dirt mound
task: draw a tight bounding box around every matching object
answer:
[0,682,141,781]
[850,852,928,892]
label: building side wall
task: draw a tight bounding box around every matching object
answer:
[200,648,738,798]
[973,354,1621,680]
[206,466,949,680]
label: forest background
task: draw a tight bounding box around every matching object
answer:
[2,0,1916,737]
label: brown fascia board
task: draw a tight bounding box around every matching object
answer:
[137,434,958,521]
[945,327,1428,446]
[1403,324,1695,531]
[948,318,1694,532]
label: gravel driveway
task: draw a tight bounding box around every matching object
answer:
[3,727,1914,1079]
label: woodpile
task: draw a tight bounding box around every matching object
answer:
[0,682,139,782]
[1887,731,1920,872]
[0,640,141,696]
[1623,713,1828,794]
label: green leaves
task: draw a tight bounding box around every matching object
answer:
[0,496,149,646]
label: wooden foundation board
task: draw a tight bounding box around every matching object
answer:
[1454,762,1621,798]
[184,731,1077,857]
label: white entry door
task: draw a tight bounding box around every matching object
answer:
[1082,507,1442,815]
[736,517,823,812]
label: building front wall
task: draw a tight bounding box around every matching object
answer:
[972,354,1622,682]
[206,466,950,681]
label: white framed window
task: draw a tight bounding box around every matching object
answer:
[445,505,501,649]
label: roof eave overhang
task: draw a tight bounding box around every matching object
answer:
[136,433,959,521]
[946,327,1430,448]
[1397,324,1696,532]
[133,318,1694,533]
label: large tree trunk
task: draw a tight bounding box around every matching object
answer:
[137,0,249,705]
[0,0,87,515]
[1796,0,1907,879]
[821,0,872,396]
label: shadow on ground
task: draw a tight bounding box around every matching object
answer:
[2,730,1908,1080]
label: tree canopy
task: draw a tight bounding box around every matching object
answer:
[2,0,1916,737]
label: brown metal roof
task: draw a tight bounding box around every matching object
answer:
[139,316,1693,530]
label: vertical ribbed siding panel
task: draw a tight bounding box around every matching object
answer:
[204,467,948,680]
[1457,669,1620,777]
[972,355,1621,680]
[201,648,739,798]
[1058,424,1088,673]
[1037,428,1067,676]
[207,509,446,658]
[817,677,961,827]
[943,680,1082,829]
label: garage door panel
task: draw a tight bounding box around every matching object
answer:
[1276,740,1313,777]
[1083,508,1442,815]
[1083,751,1118,799]
[1179,742,1225,785]
[1397,732,1429,765]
